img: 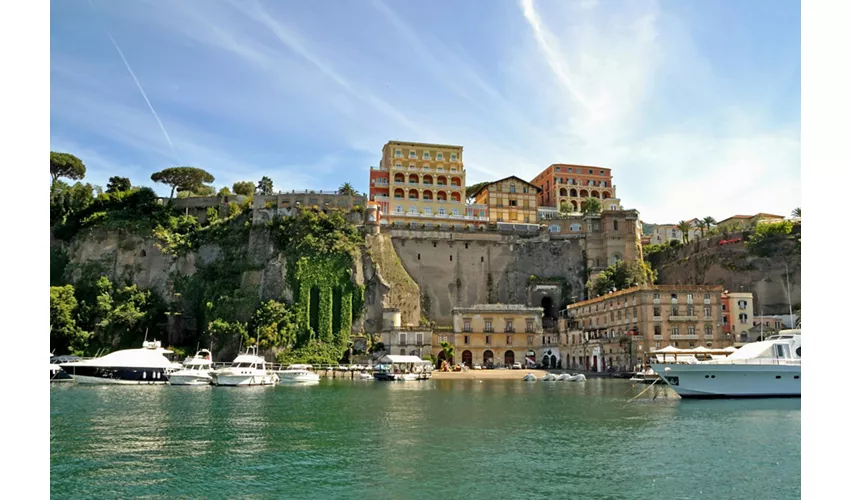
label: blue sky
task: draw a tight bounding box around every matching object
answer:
[50,0,800,223]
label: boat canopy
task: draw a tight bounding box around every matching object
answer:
[379,355,426,364]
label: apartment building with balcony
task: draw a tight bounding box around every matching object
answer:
[445,304,544,368]
[531,163,621,213]
[563,285,730,372]
[721,291,755,342]
[369,140,488,229]
[469,176,542,224]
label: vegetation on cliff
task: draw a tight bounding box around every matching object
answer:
[586,260,657,298]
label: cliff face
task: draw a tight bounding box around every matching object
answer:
[52,226,418,345]
[647,230,801,315]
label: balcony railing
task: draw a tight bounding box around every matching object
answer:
[670,334,699,340]
[669,315,700,322]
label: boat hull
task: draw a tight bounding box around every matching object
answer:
[50,367,74,382]
[60,365,171,384]
[278,375,320,383]
[651,363,800,399]
[212,372,277,386]
[168,373,213,386]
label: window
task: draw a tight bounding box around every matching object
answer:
[653,306,661,317]
[687,293,693,304]
[705,325,713,337]
[524,216,529,223]
[687,325,695,336]
[526,320,534,332]
[739,313,749,323]
[395,205,404,213]
[672,326,679,336]
[654,325,661,336]
[576,168,581,173]
[738,300,748,308]
[506,319,513,332]
[450,153,457,161]
[416,333,423,345]
[400,348,406,355]
[687,305,694,316]
[409,151,417,159]
[672,306,679,316]
[589,169,594,174]
[653,293,660,300]
[568,168,573,173]
[570,223,582,232]
[437,152,444,160]
[438,208,446,216]
[485,335,491,345]
[464,335,470,344]
[400,333,407,345]
[463,320,471,332]
[704,293,711,303]
[617,311,622,320]
[671,293,678,303]
[704,306,711,317]
[484,321,493,333]
[523,186,529,193]
[452,208,460,216]
[555,166,560,172]
[506,335,512,345]
[549,224,561,233]
[527,335,534,345]
[395,149,402,157]
[423,151,430,159]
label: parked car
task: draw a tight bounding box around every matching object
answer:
[512,362,522,370]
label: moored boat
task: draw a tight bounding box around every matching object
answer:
[50,354,76,382]
[169,349,214,386]
[651,330,801,399]
[277,365,320,384]
[211,346,278,387]
[58,341,179,384]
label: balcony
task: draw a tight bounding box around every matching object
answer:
[653,316,662,322]
[670,334,698,340]
[668,315,699,322]
[374,195,390,202]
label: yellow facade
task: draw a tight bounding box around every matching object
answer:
[473,176,540,224]
[437,304,543,368]
[376,141,475,228]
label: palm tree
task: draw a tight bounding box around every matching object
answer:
[338,182,358,196]
[439,341,455,369]
[702,216,717,233]
[676,220,691,244]
[791,207,801,218]
[695,219,707,239]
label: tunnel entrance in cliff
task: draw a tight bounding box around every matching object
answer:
[541,296,555,320]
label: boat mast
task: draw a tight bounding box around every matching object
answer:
[785,262,794,323]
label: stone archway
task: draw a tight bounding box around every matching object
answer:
[505,350,515,366]
[462,350,473,367]
[483,350,494,368]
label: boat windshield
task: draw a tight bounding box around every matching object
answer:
[232,362,256,368]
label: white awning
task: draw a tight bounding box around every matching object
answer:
[380,355,425,364]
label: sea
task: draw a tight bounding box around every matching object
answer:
[50,378,801,499]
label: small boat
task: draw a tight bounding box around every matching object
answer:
[277,367,320,384]
[651,330,801,399]
[541,373,558,381]
[373,355,428,381]
[565,374,586,382]
[629,367,660,384]
[58,340,179,384]
[556,373,570,381]
[169,349,214,386]
[211,346,278,387]
[523,373,537,382]
[357,371,373,380]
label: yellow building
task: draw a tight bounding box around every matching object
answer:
[563,285,731,372]
[470,176,541,224]
[369,140,481,229]
[435,304,544,368]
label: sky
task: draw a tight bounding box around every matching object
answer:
[50,0,800,223]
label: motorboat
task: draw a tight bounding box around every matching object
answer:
[277,366,320,384]
[556,373,569,381]
[651,330,801,399]
[169,349,214,386]
[357,371,373,380]
[523,373,537,382]
[58,340,179,384]
[50,354,76,382]
[566,373,586,382]
[211,346,278,387]
[373,355,429,381]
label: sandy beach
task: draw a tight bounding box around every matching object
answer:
[431,369,550,380]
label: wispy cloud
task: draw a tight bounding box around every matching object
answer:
[50,0,799,221]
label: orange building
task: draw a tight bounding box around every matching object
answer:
[530,164,619,213]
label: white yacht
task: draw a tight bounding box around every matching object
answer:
[211,346,278,387]
[277,365,320,384]
[169,349,214,386]
[651,330,801,399]
[50,354,76,382]
[58,340,179,384]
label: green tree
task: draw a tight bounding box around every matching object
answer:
[106,176,132,193]
[745,220,795,257]
[465,181,490,200]
[50,285,91,355]
[232,181,256,196]
[338,182,358,196]
[50,151,86,183]
[586,260,656,298]
[695,219,707,239]
[792,207,801,218]
[151,166,215,199]
[676,220,691,244]
[257,176,274,195]
[217,186,232,196]
[249,299,299,350]
[702,216,717,233]
[207,318,248,351]
[439,341,455,365]
[581,197,602,215]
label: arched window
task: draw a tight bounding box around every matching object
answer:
[409,206,418,214]
[570,223,582,232]
[438,207,446,216]
[548,224,561,233]
[395,205,404,213]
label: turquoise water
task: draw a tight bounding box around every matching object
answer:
[50,379,800,499]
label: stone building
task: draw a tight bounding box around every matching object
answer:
[442,304,548,368]
[379,309,432,358]
[469,176,542,225]
[721,291,755,342]
[563,284,732,372]
[530,163,621,213]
